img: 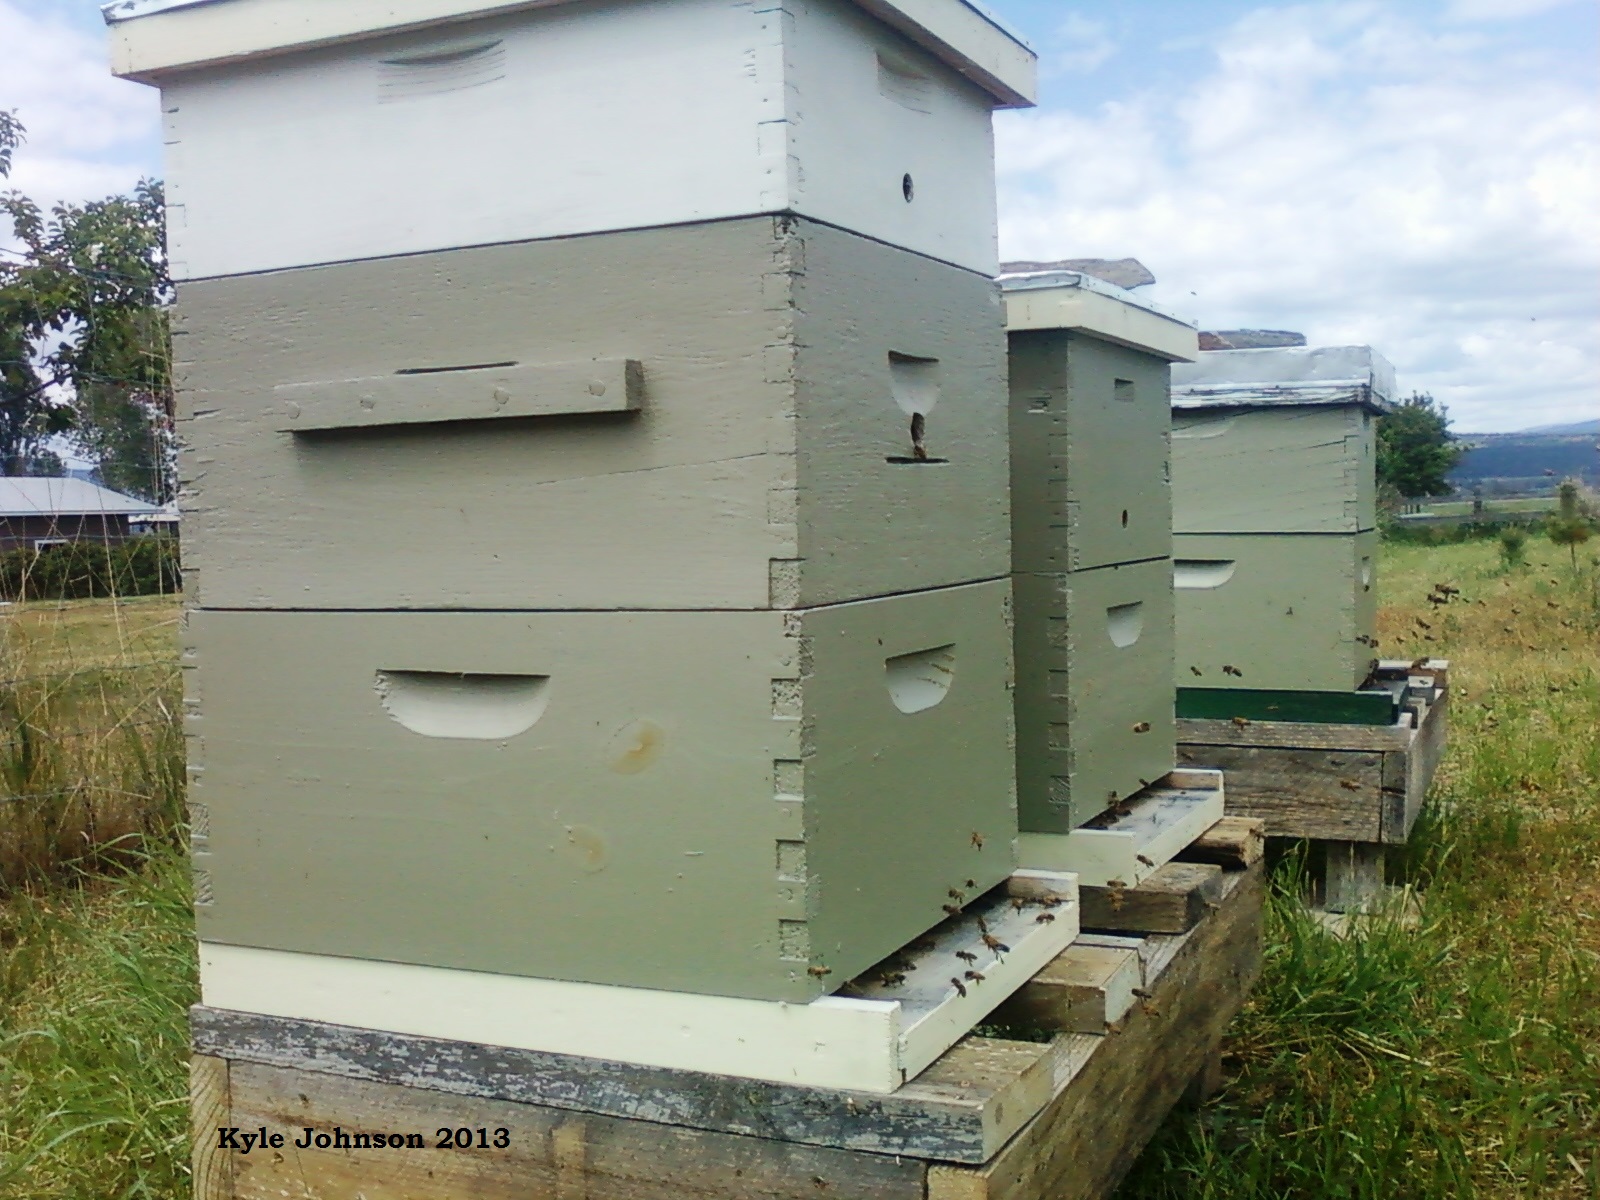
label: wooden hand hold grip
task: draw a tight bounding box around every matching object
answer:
[276,358,642,432]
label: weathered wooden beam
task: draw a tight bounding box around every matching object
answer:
[1174,816,1265,870]
[191,1054,233,1200]
[223,1059,929,1200]
[1176,742,1386,841]
[1323,841,1386,913]
[1078,862,1226,934]
[191,1008,1055,1165]
[987,943,1141,1035]
[927,862,1266,1200]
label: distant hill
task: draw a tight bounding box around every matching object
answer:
[1519,418,1600,435]
[1449,428,1600,493]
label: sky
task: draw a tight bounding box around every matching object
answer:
[1,0,1596,432]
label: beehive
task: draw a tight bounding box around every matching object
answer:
[110,0,1037,1008]
[1170,345,1393,694]
[1001,268,1197,831]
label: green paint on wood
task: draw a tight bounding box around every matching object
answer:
[1173,530,1378,692]
[1013,562,1177,832]
[186,581,1017,1004]
[1171,405,1377,535]
[1175,687,1395,726]
[1009,329,1173,573]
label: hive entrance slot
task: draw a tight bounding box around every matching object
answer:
[375,670,550,739]
[885,645,956,714]
[1174,560,1237,590]
[1106,602,1145,648]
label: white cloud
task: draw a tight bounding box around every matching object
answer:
[1445,0,1586,22]
[996,2,1600,431]
[0,1,161,211]
[1044,15,1116,73]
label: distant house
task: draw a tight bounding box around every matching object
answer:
[0,478,161,551]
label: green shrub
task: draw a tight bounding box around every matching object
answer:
[0,536,180,602]
[1498,526,1528,569]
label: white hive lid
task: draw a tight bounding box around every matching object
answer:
[102,0,1037,106]
[998,268,1199,363]
[1171,345,1396,412]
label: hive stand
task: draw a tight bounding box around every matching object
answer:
[190,822,1267,1200]
[1178,660,1449,912]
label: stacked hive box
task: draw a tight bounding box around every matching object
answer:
[998,267,1198,837]
[110,0,1038,1035]
[1169,345,1393,701]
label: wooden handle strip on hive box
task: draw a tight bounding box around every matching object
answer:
[274,358,643,432]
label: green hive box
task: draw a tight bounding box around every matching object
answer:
[1012,561,1178,831]
[1001,266,1197,829]
[1173,529,1379,692]
[185,580,1017,1006]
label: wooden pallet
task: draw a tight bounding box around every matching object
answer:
[191,828,1266,1200]
[1176,659,1449,911]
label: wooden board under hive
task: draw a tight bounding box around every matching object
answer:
[183,579,1016,1004]
[174,215,1008,611]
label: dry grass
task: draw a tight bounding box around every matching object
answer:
[1122,533,1600,1199]
[0,593,183,891]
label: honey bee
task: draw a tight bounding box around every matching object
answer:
[975,915,989,934]
[807,965,832,978]
[948,888,966,902]
[970,831,985,850]
[1011,897,1028,911]
[955,949,978,964]
[1132,722,1151,733]
[950,977,968,998]
[981,933,1010,953]
[878,971,907,988]
[941,904,962,916]
[1035,912,1055,924]
[963,970,986,983]
[1339,779,1361,792]
[1189,666,1203,677]
[1136,853,1155,867]
[1131,987,1152,1000]
[965,879,977,890]
[1231,715,1250,729]
[1415,619,1431,630]
[1222,665,1243,677]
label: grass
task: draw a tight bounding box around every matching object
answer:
[1118,534,1600,1200]
[1,543,1597,1198]
[1419,497,1558,518]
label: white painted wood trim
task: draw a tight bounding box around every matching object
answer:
[106,0,1036,104]
[1017,771,1226,887]
[199,868,1079,1094]
[200,943,909,1093]
[1003,284,1199,362]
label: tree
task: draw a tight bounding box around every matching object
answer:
[1376,392,1463,501]
[1547,478,1594,572]
[0,112,175,498]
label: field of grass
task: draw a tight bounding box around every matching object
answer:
[1420,496,1558,517]
[1,542,1596,1198]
